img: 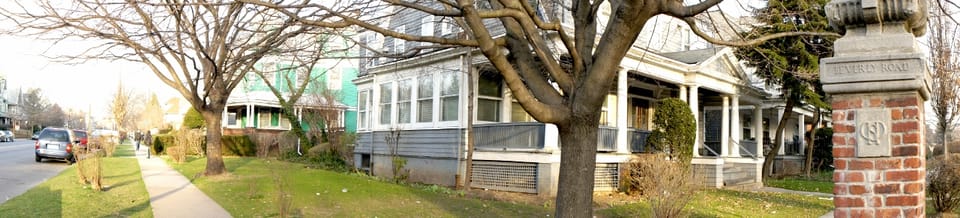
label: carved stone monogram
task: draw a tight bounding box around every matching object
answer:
[856,108,891,157]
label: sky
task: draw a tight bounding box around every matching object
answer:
[0,35,181,119]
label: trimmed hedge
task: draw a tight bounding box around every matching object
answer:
[151,134,256,157]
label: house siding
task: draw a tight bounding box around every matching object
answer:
[355,128,465,186]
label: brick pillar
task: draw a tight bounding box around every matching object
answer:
[830,93,926,217]
[821,0,929,216]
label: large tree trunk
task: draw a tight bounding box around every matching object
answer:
[555,116,599,217]
[804,108,821,176]
[200,107,227,176]
[763,97,796,177]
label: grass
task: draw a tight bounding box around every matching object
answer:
[0,142,151,217]
[166,156,551,217]
[167,156,837,217]
[764,171,834,194]
[599,189,834,217]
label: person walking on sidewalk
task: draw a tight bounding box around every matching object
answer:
[144,131,152,159]
[135,131,142,151]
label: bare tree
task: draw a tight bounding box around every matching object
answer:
[108,83,136,132]
[138,93,165,131]
[0,1,333,175]
[928,7,960,160]
[245,0,841,216]
[20,88,50,130]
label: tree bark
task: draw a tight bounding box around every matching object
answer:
[280,105,311,153]
[555,116,599,217]
[763,97,796,177]
[804,108,821,176]
[200,107,227,176]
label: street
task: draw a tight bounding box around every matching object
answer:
[0,139,69,204]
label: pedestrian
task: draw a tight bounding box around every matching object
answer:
[144,131,152,159]
[135,131,141,151]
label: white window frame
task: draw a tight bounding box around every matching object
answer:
[476,74,502,123]
[439,70,460,123]
[397,79,414,124]
[421,16,435,36]
[357,90,370,130]
[378,82,394,126]
[416,73,434,123]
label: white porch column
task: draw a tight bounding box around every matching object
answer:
[679,85,688,102]
[690,85,700,157]
[731,95,741,157]
[616,69,630,154]
[777,108,785,155]
[798,114,805,155]
[222,106,229,127]
[721,96,730,157]
[754,105,763,158]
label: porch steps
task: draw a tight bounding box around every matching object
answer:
[723,164,758,187]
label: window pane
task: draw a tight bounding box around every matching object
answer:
[358,91,368,110]
[399,102,411,123]
[359,112,367,129]
[418,75,433,98]
[477,99,500,122]
[418,99,433,122]
[478,75,501,97]
[441,72,458,96]
[511,102,533,122]
[380,104,391,124]
[441,96,458,121]
[399,80,412,100]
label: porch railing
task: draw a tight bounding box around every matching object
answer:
[597,126,617,152]
[474,123,546,151]
[702,141,721,157]
[737,140,758,159]
[628,129,652,153]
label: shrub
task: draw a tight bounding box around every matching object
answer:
[929,155,960,214]
[645,98,696,162]
[624,154,700,217]
[182,108,205,129]
[812,128,834,171]
[152,134,175,155]
[221,135,257,156]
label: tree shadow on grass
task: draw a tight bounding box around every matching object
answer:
[111,199,151,218]
[0,186,62,217]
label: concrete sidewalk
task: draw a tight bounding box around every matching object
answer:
[135,143,232,218]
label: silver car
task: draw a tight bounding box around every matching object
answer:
[34,127,78,163]
[3,130,14,142]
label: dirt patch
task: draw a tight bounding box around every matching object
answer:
[464,189,641,210]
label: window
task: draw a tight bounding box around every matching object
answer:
[477,73,502,122]
[417,74,434,123]
[270,111,280,127]
[358,90,370,129]
[421,16,434,36]
[394,26,405,54]
[511,102,535,122]
[440,71,459,121]
[379,83,393,125]
[327,69,342,90]
[227,112,237,126]
[398,79,413,124]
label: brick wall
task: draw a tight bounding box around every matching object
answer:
[831,92,925,217]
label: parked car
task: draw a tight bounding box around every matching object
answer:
[72,130,88,151]
[0,131,12,142]
[34,127,78,164]
[4,130,14,142]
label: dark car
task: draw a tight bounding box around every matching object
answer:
[34,127,79,164]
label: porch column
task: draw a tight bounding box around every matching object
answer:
[616,69,629,154]
[246,104,254,128]
[721,95,730,157]
[798,114,805,155]
[679,85,688,102]
[689,85,700,157]
[754,105,763,158]
[222,106,228,127]
[731,95,741,157]
[777,108,785,155]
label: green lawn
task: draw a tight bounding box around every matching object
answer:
[0,143,152,217]
[168,156,837,217]
[764,171,834,194]
[600,189,833,217]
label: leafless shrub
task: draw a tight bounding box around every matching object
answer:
[250,133,279,158]
[74,140,103,191]
[625,154,700,218]
[930,154,960,214]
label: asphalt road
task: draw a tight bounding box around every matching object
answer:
[0,139,69,204]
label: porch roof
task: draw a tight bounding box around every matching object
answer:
[226,91,348,110]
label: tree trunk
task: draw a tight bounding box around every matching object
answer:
[280,106,311,154]
[200,108,227,176]
[804,108,821,176]
[462,63,475,191]
[763,97,796,178]
[555,117,599,217]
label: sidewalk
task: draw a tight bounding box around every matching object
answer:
[134,143,232,218]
